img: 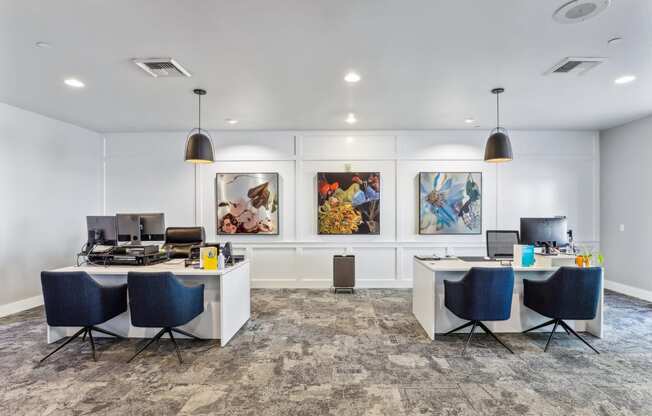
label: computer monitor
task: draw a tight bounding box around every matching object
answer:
[520,217,569,248]
[117,214,142,244]
[86,216,118,246]
[486,230,519,259]
[140,213,165,242]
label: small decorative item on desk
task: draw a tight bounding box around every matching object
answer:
[576,250,604,268]
[200,246,218,270]
[514,244,535,267]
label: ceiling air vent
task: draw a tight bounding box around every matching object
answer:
[132,58,192,78]
[545,57,606,76]
[553,0,610,24]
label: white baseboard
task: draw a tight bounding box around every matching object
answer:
[0,294,44,318]
[605,280,652,303]
[252,279,413,289]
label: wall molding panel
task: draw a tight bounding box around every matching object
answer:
[105,130,600,288]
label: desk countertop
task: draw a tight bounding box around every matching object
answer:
[415,258,565,273]
[52,259,249,276]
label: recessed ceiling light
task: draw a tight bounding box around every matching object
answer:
[225,118,239,125]
[464,118,475,124]
[64,78,85,88]
[345,113,357,124]
[607,36,623,46]
[346,136,354,143]
[614,75,636,85]
[35,41,52,48]
[344,72,361,83]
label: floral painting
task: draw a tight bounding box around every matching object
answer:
[318,172,380,235]
[216,173,279,235]
[419,172,481,234]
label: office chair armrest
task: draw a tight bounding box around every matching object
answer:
[100,283,127,301]
[443,279,467,314]
[522,278,556,315]
[175,283,205,320]
[99,283,128,316]
[522,278,547,289]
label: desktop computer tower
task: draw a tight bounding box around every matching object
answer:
[333,255,355,293]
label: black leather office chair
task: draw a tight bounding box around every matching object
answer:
[162,227,205,259]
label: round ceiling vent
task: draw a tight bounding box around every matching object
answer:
[553,0,610,24]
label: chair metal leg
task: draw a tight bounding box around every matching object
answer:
[127,328,166,363]
[445,321,474,335]
[168,330,183,364]
[477,322,514,354]
[171,327,203,340]
[82,327,87,342]
[462,321,477,356]
[91,326,124,339]
[523,319,556,333]
[39,327,86,364]
[559,320,600,354]
[544,320,559,352]
[88,329,97,361]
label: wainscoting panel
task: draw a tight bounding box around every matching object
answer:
[105,130,600,288]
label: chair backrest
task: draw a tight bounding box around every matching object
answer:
[486,230,519,259]
[547,266,602,319]
[127,271,196,327]
[164,227,205,245]
[462,267,515,320]
[41,271,101,327]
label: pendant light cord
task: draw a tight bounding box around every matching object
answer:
[198,93,201,134]
[496,92,500,129]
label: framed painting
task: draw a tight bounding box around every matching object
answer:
[317,172,380,235]
[216,173,279,235]
[419,172,482,235]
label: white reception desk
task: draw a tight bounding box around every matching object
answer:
[48,260,251,346]
[412,257,603,340]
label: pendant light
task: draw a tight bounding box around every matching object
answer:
[484,88,513,163]
[184,88,215,164]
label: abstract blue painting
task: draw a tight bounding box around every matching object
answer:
[419,172,482,234]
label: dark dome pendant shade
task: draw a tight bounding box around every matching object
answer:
[484,88,513,163]
[184,88,215,164]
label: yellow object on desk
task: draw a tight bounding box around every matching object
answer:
[201,247,218,270]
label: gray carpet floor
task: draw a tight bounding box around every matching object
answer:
[1,289,651,415]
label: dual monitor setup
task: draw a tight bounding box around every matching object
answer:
[84,213,238,267]
[86,213,165,247]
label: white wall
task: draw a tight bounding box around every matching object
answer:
[105,129,599,288]
[601,115,652,301]
[0,103,103,315]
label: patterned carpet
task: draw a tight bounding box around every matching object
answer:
[1,289,651,415]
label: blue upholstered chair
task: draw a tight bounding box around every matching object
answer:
[444,267,515,355]
[523,266,602,354]
[127,272,204,363]
[40,271,127,363]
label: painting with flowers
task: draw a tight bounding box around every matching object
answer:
[419,172,482,234]
[216,173,279,235]
[317,172,380,235]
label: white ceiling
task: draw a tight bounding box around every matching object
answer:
[1,0,651,132]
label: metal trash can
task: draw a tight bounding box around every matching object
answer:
[333,255,355,293]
